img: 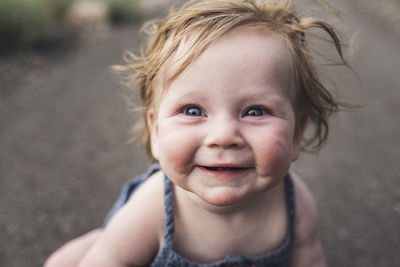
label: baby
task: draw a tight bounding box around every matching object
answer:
[46,0,350,266]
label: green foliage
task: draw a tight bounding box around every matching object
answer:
[0,0,143,51]
[0,0,74,51]
[47,0,75,21]
[103,0,142,25]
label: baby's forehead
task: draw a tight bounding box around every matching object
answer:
[157,25,293,92]
[176,25,290,59]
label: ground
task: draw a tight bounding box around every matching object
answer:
[1,0,399,266]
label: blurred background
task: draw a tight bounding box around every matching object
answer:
[1,0,399,266]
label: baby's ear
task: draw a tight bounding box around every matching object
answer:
[147,109,159,160]
[292,115,308,161]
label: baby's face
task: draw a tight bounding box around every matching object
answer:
[149,27,301,206]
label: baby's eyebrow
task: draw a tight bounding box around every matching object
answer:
[240,89,289,100]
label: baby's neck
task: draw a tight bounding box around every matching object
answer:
[172,181,287,263]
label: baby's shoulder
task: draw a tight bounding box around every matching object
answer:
[121,170,165,228]
[102,171,165,264]
[290,173,318,223]
[288,175,327,266]
[128,170,165,204]
[290,173,320,245]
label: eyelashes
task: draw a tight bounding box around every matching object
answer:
[243,106,270,117]
[183,105,204,116]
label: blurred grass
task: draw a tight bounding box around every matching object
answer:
[0,0,75,52]
[103,0,142,25]
[0,0,142,53]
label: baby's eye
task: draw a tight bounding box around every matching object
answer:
[244,107,268,117]
[183,106,203,116]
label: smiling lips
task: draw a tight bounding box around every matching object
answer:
[203,166,245,171]
[199,165,252,178]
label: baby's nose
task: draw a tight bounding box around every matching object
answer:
[203,117,245,149]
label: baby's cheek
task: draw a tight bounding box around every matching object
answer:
[159,129,199,172]
[255,132,293,176]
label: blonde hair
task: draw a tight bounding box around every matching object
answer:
[115,0,350,158]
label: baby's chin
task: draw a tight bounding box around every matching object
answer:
[199,188,252,208]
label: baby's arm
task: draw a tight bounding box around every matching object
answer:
[289,175,327,267]
[45,229,102,267]
[78,174,165,266]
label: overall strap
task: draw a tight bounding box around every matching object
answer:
[284,173,296,245]
[163,174,175,248]
[149,174,175,267]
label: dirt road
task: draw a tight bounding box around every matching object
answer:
[1,0,399,266]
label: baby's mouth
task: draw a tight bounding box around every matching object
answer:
[201,166,249,172]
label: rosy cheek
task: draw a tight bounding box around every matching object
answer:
[254,126,293,175]
[158,126,199,172]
